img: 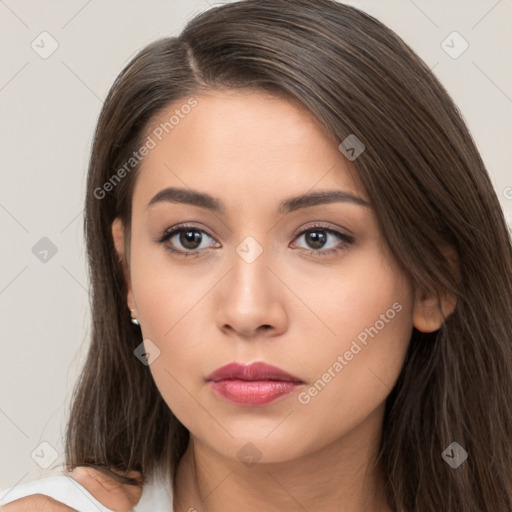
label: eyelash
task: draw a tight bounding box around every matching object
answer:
[158,222,355,259]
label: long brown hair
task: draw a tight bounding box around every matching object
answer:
[65,0,512,509]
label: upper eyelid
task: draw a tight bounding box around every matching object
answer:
[294,224,351,238]
[161,223,215,238]
[161,224,218,245]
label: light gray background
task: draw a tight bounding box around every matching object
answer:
[1,0,511,489]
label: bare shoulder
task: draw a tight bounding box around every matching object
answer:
[1,493,75,511]
[1,467,142,512]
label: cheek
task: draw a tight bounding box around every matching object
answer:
[129,237,210,341]
[289,241,413,365]
[128,228,415,460]
[292,310,413,456]
[128,244,219,421]
[291,248,414,443]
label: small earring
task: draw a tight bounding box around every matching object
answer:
[130,309,140,326]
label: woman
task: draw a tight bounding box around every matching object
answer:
[1,0,511,510]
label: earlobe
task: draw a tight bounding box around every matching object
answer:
[111,217,136,314]
[412,288,457,333]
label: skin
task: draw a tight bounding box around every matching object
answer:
[111,89,456,512]
[4,88,455,512]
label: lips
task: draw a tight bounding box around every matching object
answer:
[206,361,304,407]
[205,361,304,383]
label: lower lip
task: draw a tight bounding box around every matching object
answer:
[208,379,302,406]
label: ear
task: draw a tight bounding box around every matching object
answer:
[412,289,457,333]
[111,217,136,315]
[412,246,458,333]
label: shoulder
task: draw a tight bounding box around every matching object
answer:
[0,475,114,511]
[0,466,173,512]
[0,468,137,512]
[1,493,76,511]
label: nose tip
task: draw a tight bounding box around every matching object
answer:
[215,247,288,339]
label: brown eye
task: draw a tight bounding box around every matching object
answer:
[303,230,329,250]
[159,224,219,257]
[178,229,203,250]
[292,224,354,257]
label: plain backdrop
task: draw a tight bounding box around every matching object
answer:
[1,0,511,489]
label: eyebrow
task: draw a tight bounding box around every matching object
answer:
[145,187,371,214]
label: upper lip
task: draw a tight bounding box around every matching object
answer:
[206,362,304,383]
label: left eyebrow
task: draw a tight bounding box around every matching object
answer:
[145,187,371,215]
[277,190,371,214]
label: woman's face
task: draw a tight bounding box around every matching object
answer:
[113,89,416,463]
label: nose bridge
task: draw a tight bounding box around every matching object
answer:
[230,234,271,304]
[215,232,287,337]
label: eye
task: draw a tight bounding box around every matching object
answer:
[158,224,219,257]
[158,222,354,259]
[292,223,354,257]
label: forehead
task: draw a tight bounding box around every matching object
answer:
[133,89,368,211]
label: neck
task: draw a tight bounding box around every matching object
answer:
[173,405,392,512]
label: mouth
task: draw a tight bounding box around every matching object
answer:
[206,361,305,407]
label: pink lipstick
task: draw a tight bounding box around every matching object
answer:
[206,361,304,407]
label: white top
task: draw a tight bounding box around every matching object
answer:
[0,469,174,511]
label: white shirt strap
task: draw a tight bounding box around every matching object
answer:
[0,475,114,511]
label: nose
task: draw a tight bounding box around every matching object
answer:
[215,245,288,340]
